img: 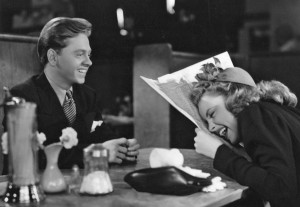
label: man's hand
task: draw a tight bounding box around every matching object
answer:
[125,138,140,161]
[102,138,128,164]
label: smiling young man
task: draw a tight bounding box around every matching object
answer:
[5,17,140,169]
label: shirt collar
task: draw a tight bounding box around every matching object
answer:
[44,73,73,106]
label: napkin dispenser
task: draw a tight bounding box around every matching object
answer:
[124,166,212,196]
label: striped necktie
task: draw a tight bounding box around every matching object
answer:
[63,90,76,125]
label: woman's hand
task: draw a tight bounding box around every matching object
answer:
[194,128,223,159]
[102,138,128,164]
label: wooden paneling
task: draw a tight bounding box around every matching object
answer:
[133,44,172,148]
[0,34,41,174]
[0,34,40,132]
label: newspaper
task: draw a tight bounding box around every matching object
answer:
[141,52,233,131]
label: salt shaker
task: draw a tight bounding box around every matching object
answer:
[79,144,113,195]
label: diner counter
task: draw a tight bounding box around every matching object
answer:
[0,148,247,207]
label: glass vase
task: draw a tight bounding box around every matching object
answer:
[41,143,67,193]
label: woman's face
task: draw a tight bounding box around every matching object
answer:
[198,92,239,145]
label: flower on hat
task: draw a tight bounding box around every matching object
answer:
[195,57,223,82]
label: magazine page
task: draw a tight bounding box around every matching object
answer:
[141,52,233,132]
[157,52,233,84]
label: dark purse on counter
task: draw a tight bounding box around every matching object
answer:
[124,166,212,196]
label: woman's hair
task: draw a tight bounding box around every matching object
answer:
[191,80,298,116]
[37,17,92,67]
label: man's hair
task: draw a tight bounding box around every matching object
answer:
[37,17,92,67]
[191,80,297,116]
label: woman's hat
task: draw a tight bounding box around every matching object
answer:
[195,64,256,88]
[216,67,256,87]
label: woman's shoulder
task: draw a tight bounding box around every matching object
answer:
[247,101,299,111]
[239,101,300,121]
[247,101,280,110]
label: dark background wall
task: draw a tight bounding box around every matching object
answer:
[0,0,246,110]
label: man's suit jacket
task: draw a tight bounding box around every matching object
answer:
[5,73,116,169]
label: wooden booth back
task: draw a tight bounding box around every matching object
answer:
[0,34,40,135]
[0,34,40,174]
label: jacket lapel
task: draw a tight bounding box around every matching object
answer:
[35,74,95,133]
[35,73,66,119]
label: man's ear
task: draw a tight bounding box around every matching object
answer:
[47,49,58,65]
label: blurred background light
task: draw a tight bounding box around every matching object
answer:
[116,8,125,29]
[166,0,175,14]
[120,29,128,36]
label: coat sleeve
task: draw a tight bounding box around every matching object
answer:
[213,104,298,205]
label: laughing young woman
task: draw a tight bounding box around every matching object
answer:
[190,65,300,207]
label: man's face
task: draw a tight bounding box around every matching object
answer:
[56,33,92,87]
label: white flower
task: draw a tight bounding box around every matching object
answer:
[1,132,8,154]
[59,127,78,149]
[37,132,46,147]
